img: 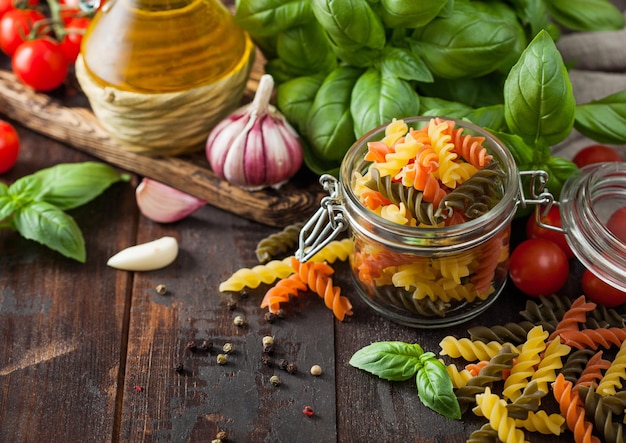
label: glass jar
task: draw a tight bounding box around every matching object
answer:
[81,0,251,93]
[557,162,626,292]
[298,117,520,328]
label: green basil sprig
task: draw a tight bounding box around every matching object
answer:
[0,162,129,262]
[349,341,461,420]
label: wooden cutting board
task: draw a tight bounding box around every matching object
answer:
[0,54,324,228]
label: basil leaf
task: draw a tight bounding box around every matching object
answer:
[351,68,421,138]
[306,66,362,162]
[349,341,424,381]
[13,201,86,262]
[545,0,625,31]
[543,155,578,200]
[507,0,550,37]
[574,90,626,145]
[0,186,16,224]
[374,0,449,29]
[380,47,433,83]
[235,0,314,37]
[311,0,386,50]
[27,162,128,210]
[490,130,534,166]
[276,21,337,77]
[301,139,341,176]
[503,30,575,146]
[415,357,461,419]
[417,74,506,108]
[277,74,326,136]
[411,0,520,79]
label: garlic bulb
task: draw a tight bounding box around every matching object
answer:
[107,236,179,271]
[136,178,206,223]
[206,74,304,190]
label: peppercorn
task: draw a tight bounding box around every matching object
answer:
[264,312,277,323]
[174,363,185,374]
[155,284,167,295]
[227,300,237,310]
[261,354,272,366]
[233,315,245,327]
[262,336,274,346]
[216,431,228,440]
[216,354,228,365]
[302,406,314,417]
[199,340,212,352]
[186,340,198,352]
[270,375,282,386]
[222,343,234,354]
[310,365,322,376]
[278,359,289,370]
[286,362,297,374]
[276,309,287,318]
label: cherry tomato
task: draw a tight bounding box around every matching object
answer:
[508,238,569,297]
[573,144,624,168]
[12,37,69,92]
[525,205,574,259]
[0,120,20,174]
[582,269,626,308]
[59,16,90,63]
[0,8,45,56]
[0,0,38,20]
[606,207,626,243]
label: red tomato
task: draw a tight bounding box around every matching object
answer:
[59,17,90,63]
[0,0,38,20]
[0,8,45,56]
[607,207,626,243]
[582,269,626,308]
[508,238,569,297]
[525,205,574,259]
[573,144,624,168]
[0,120,20,174]
[12,37,69,92]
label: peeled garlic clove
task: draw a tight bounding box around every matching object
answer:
[107,236,179,271]
[136,178,206,223]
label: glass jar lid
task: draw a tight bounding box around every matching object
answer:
[560,162,626,292]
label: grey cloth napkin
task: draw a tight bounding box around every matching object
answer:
[552,6,626,160]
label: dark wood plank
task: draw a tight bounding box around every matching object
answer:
[118,209,338,442]
[0,127,137,441]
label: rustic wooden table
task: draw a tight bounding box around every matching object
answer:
[2,2,626,440]
[1,107,598,443]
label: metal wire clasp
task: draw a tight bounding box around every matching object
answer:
[296,174,347,262]
[518,169,565,234]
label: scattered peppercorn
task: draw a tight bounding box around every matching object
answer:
[216,354,228,365]
[270,375,282,386]
[276,309,287,319]
[264,312,277,323]
[211,440,221,443]
[186,340,198,352]
[233,315,245,327]
[239,289,249,298]
[286,362,298,374]
[262,336,274,346]
[134,385,143,392]
[278,359,289,370]
[216,431,228,440]
[310,365,322,376]
[155,284,167,295]
[199,340,212,352]
[302,406,314,417]
[175,363,185,374]
[222,342,234,354]
[227,300,237,310]
[261,354,273,366]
